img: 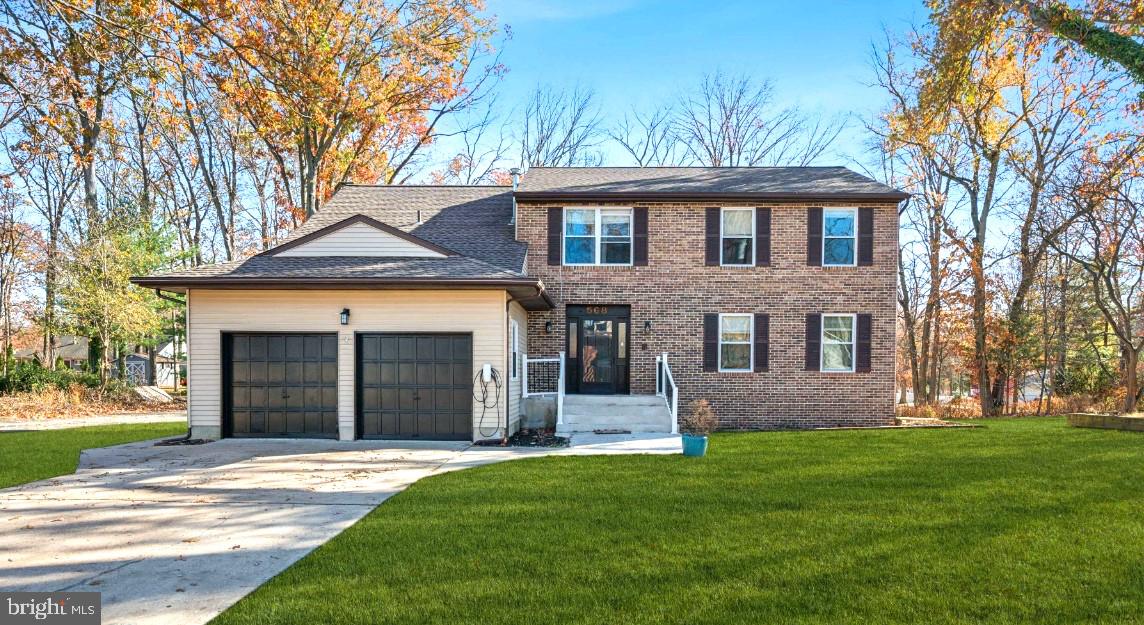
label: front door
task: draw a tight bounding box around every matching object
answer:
[566,305,629,395]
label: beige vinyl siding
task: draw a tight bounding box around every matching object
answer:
[275,222,446,257]
[507,299,528,432]
[187,289,508,441]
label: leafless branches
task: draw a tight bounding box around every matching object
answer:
[673,72,846,167]
[516,85,604,168]
[609,107,680,166]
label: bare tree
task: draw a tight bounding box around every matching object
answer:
[516,85,604,168]
[674,72,845,167]
[386,46,508,184]
[1053,152,1144,413]
[0,187,28,373]
[3,114,79,364]
[432,95,512,184]
[893,140,960,405]
[609,107,681,166]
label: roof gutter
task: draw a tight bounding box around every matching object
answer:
[153,289,185,305]
[129,276,556,310]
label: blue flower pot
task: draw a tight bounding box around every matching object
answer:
[681,434,708,457]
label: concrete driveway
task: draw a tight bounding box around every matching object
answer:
[0,434,678,625]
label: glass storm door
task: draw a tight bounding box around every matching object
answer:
[580,318,615,394]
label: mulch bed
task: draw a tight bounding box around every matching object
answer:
[473,428,569,448]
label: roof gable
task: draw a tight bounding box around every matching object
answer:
[269,215,454,258]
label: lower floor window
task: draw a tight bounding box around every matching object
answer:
[719,314,752,372]
[822,314,855,372]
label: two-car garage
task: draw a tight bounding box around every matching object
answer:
[222,331,473,440]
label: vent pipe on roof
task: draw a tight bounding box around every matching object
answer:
[509,168,521,225]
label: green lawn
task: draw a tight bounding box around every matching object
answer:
[0,422,185,488]
[213,418,1144,625]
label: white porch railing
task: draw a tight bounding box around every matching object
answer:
[655,352,679,434]
[521,352,565,426]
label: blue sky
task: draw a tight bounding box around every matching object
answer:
[477,0,926,168]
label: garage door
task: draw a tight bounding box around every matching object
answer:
[357,333,472,440]
[224,333,338,438]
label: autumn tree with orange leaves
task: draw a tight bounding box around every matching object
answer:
[879,0,1144,416]
[183,0,493,218]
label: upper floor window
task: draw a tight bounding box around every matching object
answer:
[823,208,857,266]
[564,208,632,265]
[721,208,754,266]
[821,313,856,372]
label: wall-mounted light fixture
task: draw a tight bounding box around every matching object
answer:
[545,320,553,334]
[644,320,652,331]
[340,308,351,326]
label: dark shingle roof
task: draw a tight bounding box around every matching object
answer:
[517,166,906,199]
[132,185,531,287]
[288,185,524,272]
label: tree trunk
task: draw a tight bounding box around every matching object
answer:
[89,334,105,382]
[1123,350,1139,414]
[973,245,995,417]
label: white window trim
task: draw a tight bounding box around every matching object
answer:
[718,313,754,373]
[822,207,858,267]
[821,313,857,373]
[720,207,755,267]
[562,207,634,267]
[509,319,520,380]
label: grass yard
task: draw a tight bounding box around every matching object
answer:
[213,418,1144,625]
[0,422,185,488]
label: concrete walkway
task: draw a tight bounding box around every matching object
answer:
[0,411,187,431]
[0,433,679,625]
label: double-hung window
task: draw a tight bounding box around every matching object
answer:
[821,314,856,372]
[564,208,632,265]
[719,313,753,372]
[509,319,520,380]
[823,208,857,266]
[721,208,754,266]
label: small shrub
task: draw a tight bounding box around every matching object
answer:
[681,399,718,436]
[0,362,100,395]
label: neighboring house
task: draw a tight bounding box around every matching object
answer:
[13,336,180,387]
[131,167,906,441]
[14,336,89,370]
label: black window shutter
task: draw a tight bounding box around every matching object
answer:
[754,313,769,372]
[703,314,719,372]
[633,207,649,266]
[755,207,771,267]
[547,208,562,266]
[856,313,872,372]
[705,208,720,266]
[807,207,823,266]
[858,207,874,266]
[805,313,821,371]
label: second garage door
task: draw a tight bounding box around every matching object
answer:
[357,333,473,440]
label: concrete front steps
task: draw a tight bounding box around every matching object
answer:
[557,394,674,435]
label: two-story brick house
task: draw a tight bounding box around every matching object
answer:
[132,167,906,441]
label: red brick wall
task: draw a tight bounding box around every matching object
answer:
[518,199,899,429]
